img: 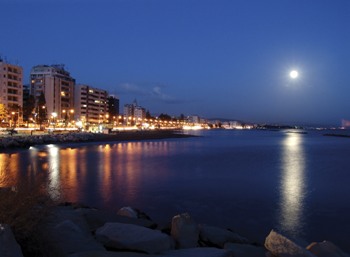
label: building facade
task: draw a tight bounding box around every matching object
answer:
[30,64,75,120]
[74,84,108,126]
[134,106,146,123]
[108,95,120,124]
[123,99,146,125]
[0,59,23,125]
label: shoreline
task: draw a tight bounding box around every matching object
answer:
[0,130,197,152]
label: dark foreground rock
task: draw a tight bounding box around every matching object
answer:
[306,241,350,257]
[4,204,350,257]
[96,222,173,253]
[265,230,315,257]
[0,224,24,257]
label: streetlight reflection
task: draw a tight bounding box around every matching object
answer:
[278,132,306,236]
[47,144,60,200]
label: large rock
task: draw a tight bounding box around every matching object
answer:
[224,242,266,257]
[199,224,249,247]
[46,220,105,257]
[77,208,157,231]
[171,213,199,249]
[68,251,157,257]
[161,247,234,257]
[117,207,138,219]
[68,248,233,257]
[116,206,152,221]
[0,224,24,257]
[265,230,315,257]
[306,241,350,257]
[96,222,172,254]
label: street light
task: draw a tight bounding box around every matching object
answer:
[69,109,74,121]
[52,112,57,130]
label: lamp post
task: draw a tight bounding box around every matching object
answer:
[69,109,74,122]
[11,112,15,128]
[52,112,57,130]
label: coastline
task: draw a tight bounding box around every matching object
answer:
[0,130,196,152]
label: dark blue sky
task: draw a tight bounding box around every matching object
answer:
[2,0,350,126]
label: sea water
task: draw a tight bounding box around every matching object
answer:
[1,129,350,250]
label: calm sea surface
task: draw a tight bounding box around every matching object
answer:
[1,129,350,250]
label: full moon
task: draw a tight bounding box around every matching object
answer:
[289,70,299,79]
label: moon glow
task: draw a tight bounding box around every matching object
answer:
[290,70,299,79]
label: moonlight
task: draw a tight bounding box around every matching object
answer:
[289,70,299,79]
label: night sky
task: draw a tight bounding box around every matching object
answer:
[2,0,350,126]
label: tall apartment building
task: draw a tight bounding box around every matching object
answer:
[30,64,75,120]
[108,95,120,123]
[75,84,108,125]
[134,106,146,122]
[0,59,23,123]
[123,99,145,125]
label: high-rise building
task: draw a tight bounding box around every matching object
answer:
[0,59,23,125]
[123,104,134,117]
[75,84,108,125]
[123,99,146,125]
[134,106,146,122]
[107,95,119,125]
[30,64,75,120]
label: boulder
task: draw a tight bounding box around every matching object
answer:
[0,224,24,257]
[68,251,157,257]
[306,241,350,257]
[199,224,249,247]
[96,222,172,254]
[117,207,153,221]
[77,208,157,231]
[224,242,266,257]
[264,230,315,257]
[117,207,139,219]
[67,248,231,257]
[161,247,234,257]
[171,213,199,249]
[46,220,105,257]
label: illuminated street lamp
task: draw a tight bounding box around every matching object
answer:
[69,109,74,121]
[52,112,57,129]
[11,112,15,128]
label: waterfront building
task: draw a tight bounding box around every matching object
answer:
[123,104,134,117]
[134,106,146,124]
[22,84,33,123]
[123,99,146,125]
[188,115,200,124]
[0,59,23,125]
[108,95,120,124]
[30,64,75,120]
[74,84,108,126]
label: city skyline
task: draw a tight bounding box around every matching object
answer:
[2,0,350,126]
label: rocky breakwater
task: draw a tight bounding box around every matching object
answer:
[1,204,349,257]
[0,132,95,150]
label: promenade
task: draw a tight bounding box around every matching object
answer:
[0,130,195,151]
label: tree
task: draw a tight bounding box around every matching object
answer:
[179,113,185,121]
[158,113,171,121]
[23,95,36,124]
[0,104,7,125]
[37,92,47,129]
[146,110,153,119]
[8,104,20,128]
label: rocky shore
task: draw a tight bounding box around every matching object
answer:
[1,204,349,257]
[0,130,194,151]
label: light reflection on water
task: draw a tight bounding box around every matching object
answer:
[278,133,306,238]
[1,130,350,250]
